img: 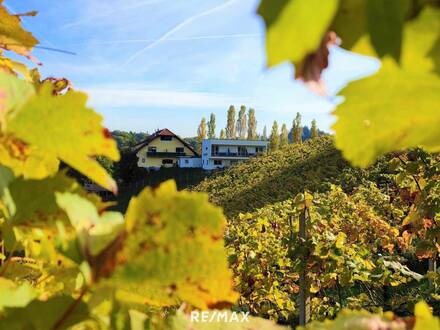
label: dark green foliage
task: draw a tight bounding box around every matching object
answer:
[111,130,148,150]
[112,167,211,212]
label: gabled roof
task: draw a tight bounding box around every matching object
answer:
[132,128,199,157]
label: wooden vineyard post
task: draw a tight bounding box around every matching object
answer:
[429,256,437,291]
[298,198,311,326]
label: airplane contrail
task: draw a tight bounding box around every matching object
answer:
[61,0,163,30]
[123,0,240,66]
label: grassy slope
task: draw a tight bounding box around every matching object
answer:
[193,136,360,216]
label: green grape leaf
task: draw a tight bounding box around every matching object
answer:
[56,192,124,257]
[0,2,39,60]
[5,81,119,192]
[257,0,339,67]
[366,0,409,62]
[333,63,440,167]
[7,172,78,225]
[0,71,33,126]
[0,278,36,310]
[0,164,13,192]
[330,0,366,51]
[110,180,238,309]
[331,0,410,61]
[0,295,89,330]
[0,164,14,216]
[333,7,440,167]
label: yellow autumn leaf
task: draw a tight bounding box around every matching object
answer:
[414,301,440,330]
[111,180,238,309]
[335,232,346,249]
[3,77,119,192]
[0,1,39,60]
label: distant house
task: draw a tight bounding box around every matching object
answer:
[201,139,268,170]
[133,129,200,169]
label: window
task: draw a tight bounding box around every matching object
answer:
[238,146,247,155]
[148,146,157,152]
[160,136,172,141]
[141,158,145,163]
[176,147,184,153]
[185,160,189,164]
[162,159,174,165]
[214,160,222,165]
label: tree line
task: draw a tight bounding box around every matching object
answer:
[197,106,323,153]
[268,113,321,152]
[197,105,259,149]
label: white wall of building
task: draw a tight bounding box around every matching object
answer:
[178,157,202,168]
[201,139,268,170]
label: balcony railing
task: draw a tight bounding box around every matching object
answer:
[147,151,186,157]
[211,152,260,158]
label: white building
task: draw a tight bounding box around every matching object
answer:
[177,156,202,168]
[201,139,268,170]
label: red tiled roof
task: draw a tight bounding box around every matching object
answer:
[157,128,174,136]
[132,128,199,157]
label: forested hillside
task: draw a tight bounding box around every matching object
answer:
[193,136,379,216]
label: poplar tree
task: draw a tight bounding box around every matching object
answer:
[236,105,247,139]
[292,112,303,144]
[197,117,207,153]
[207,113,216,138]
[269,121,279,152]
[262,125,267,140]
[311,119,319,139]
[226,105,236,139]
[247,108,257,140]
[219,129,226,139]
[280,123,289,147]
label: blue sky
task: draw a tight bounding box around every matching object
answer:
[5,0,379,137]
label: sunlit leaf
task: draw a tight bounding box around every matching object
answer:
[258,0,339,67]
[333,7,440,167]
[0,295,89,330]
[0,278,36,310]
[414,301,440,330]
[0,71,33,126]
[7,172,78,225]
[3,77,120,191]
[0,1,39,60]
[56,192,124,257]
[111,180,238,309]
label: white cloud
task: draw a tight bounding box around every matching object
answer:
[84,86,250,109]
